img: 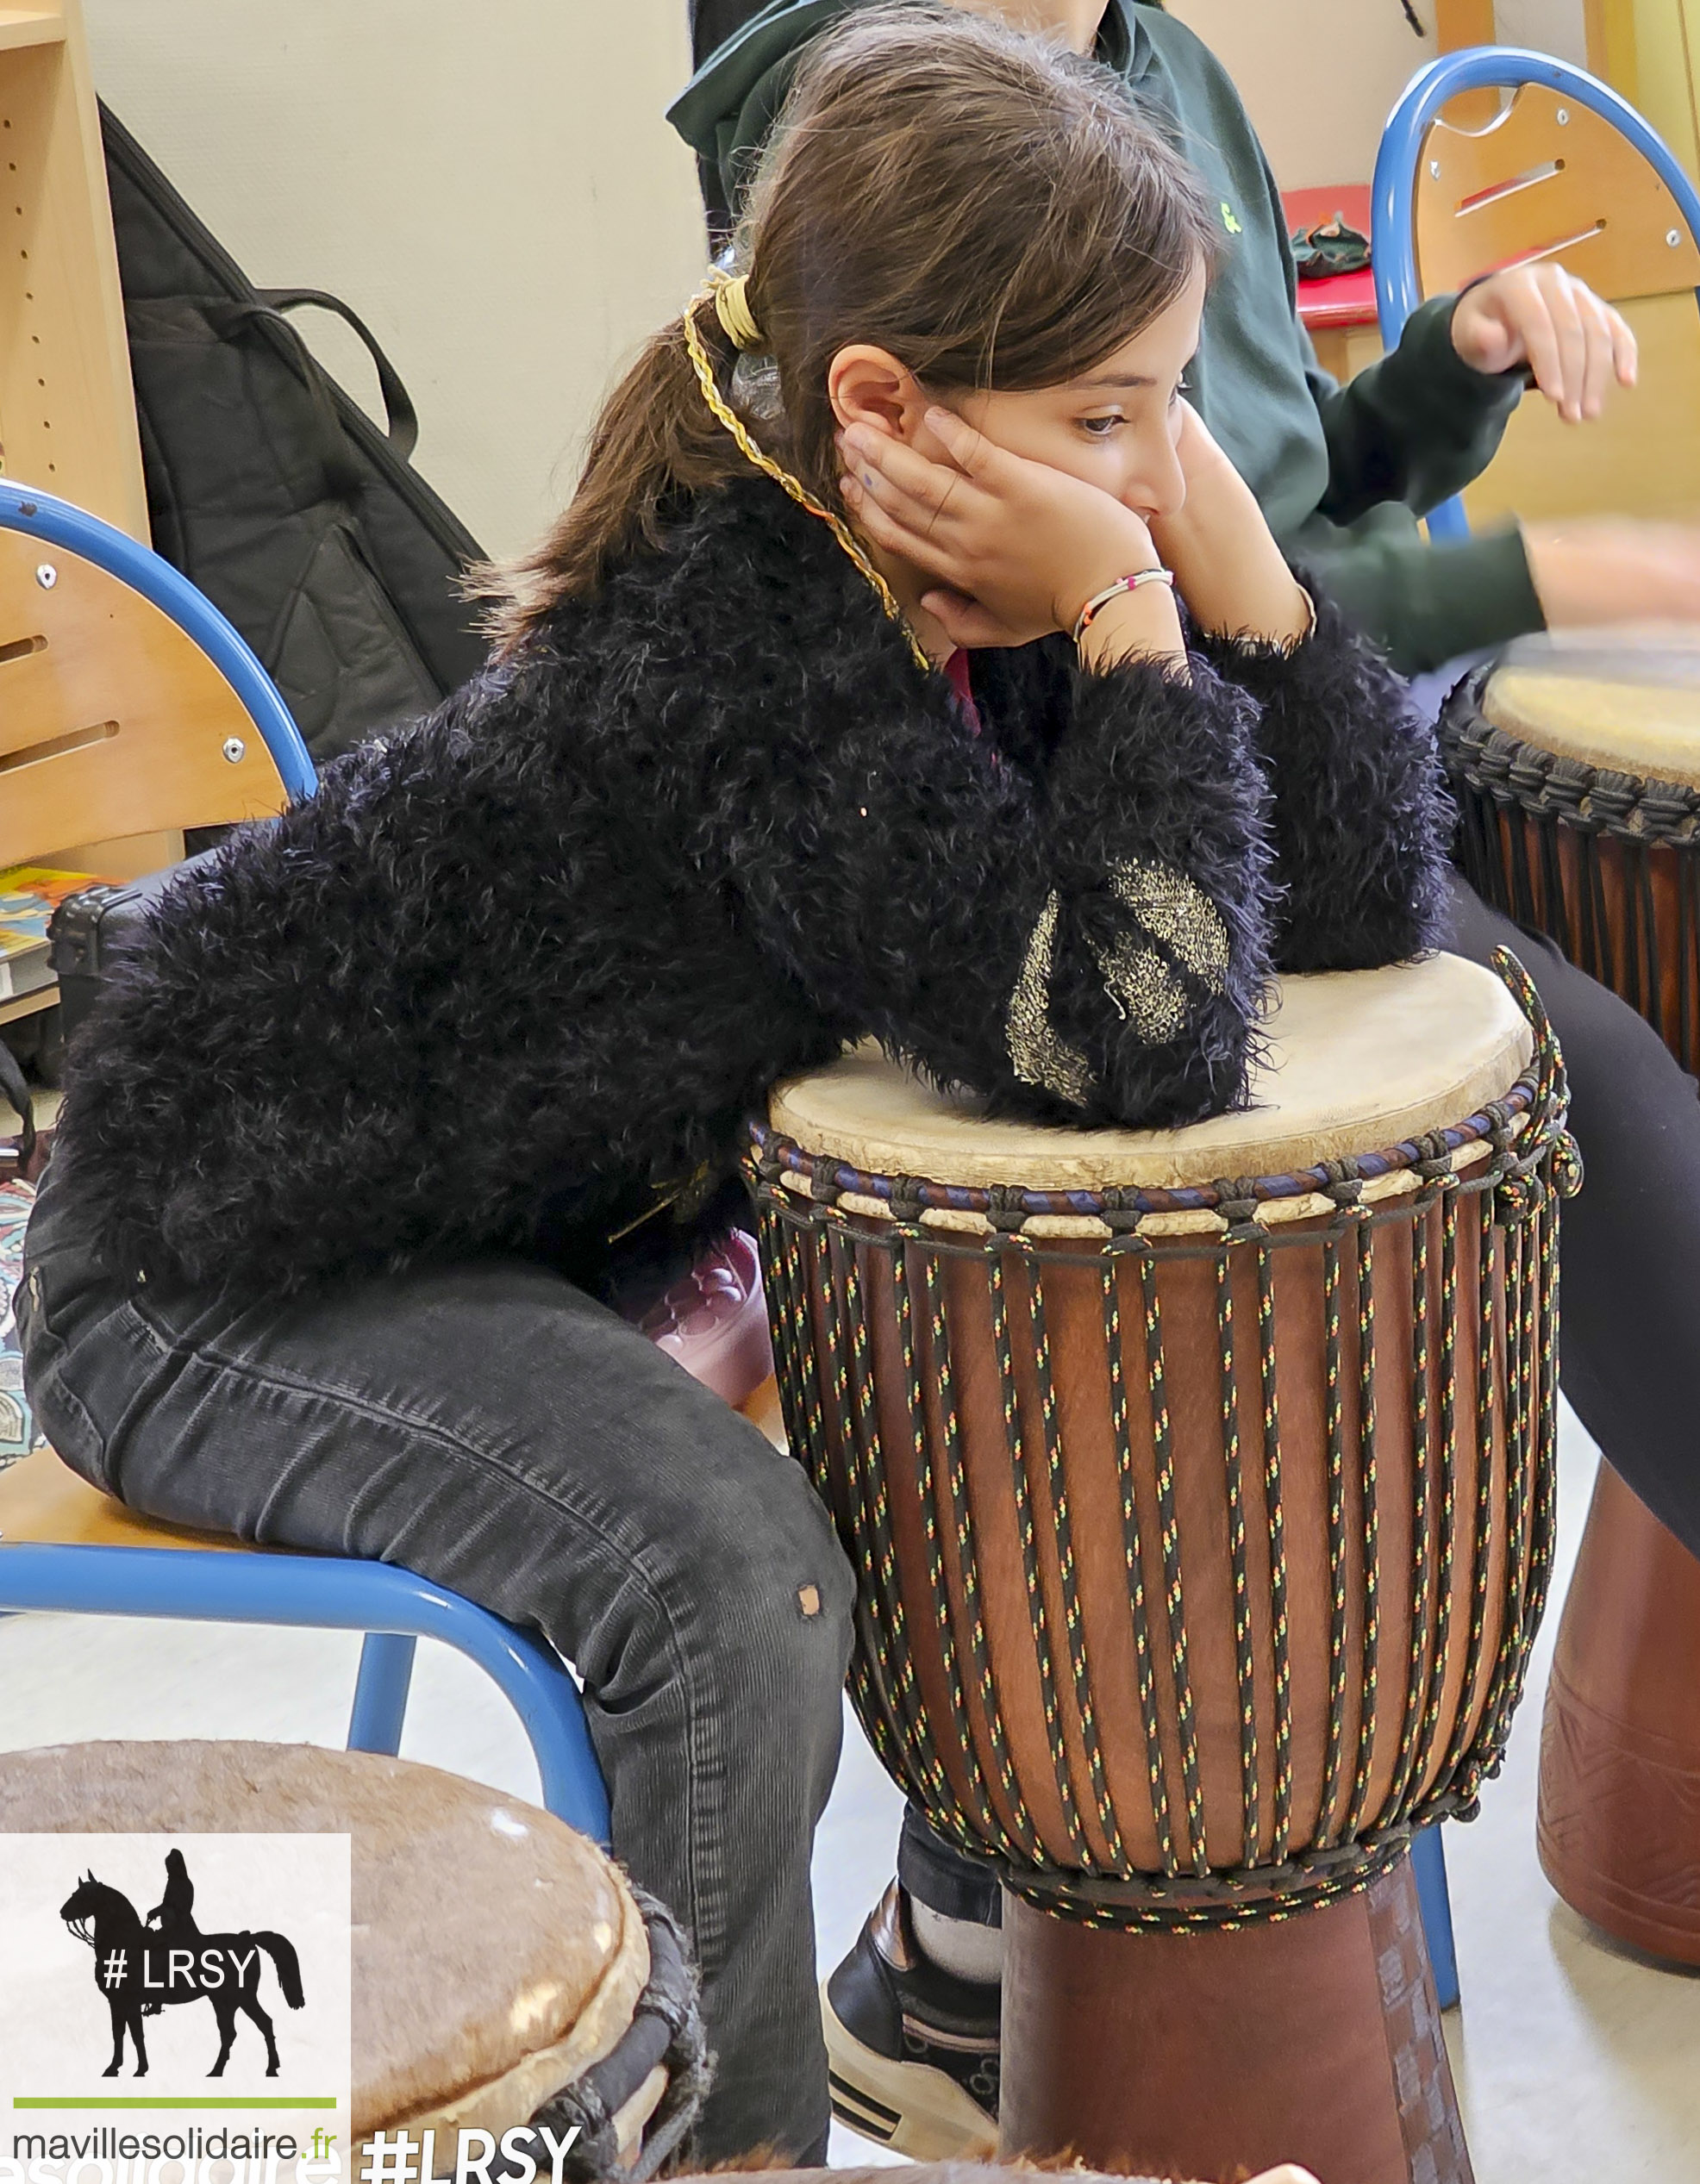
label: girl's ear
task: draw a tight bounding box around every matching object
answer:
[828,344,931,443]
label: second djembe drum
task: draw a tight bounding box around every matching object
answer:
[1443,633,1700,1965]
[750,952,1575,2184]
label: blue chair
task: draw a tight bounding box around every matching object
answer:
[1366,43,1700,2011]
[1372,47,1700,541]
[0,477,609,1843]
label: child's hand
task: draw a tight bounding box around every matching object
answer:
[838,407,1178,656]
[1149,402,1312,646]
[1451,262,1636,421]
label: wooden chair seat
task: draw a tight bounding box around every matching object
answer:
[0,1442,247,1550]
[0,1373,788,1553]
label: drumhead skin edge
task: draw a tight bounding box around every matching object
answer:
[1485,626,1700,787]
[767,954,1532,1194]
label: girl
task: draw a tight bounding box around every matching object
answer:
[19,7,1447,2160]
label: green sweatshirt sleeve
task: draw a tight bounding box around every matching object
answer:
[1309,295,1526,525]
[1286,512,1546,676]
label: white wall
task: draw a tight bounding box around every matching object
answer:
[80,0,1610,564]
[1166,0,1589,190]
[83,1,709,559]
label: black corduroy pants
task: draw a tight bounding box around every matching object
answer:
[16,1149,854,2165]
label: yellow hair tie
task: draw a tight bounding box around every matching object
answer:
[714,272,764,353]
[682,291,931,674]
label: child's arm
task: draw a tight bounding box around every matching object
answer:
[1153,407,1452,973]
[1189,590,1453,974]
[724,634,1276,1132]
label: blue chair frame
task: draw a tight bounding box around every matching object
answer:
[0,479,609,1843]
[1372,47,1700,541]
[0,477,317,802]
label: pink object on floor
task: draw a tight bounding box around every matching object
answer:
[638,1229,774,1407]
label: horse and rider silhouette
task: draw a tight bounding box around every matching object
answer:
[60,1850,304,2079]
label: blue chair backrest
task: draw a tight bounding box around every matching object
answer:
[1372,47,1700,541]
[0,476,316,802]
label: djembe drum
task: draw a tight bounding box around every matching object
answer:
[750,952,1574,2184]
[1443,634,1700,1964]
[0,1741,704,2178]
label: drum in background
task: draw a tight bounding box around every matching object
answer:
[1441,632,1700,1969]
[0,1741,704,2179]
[1536,1463,1700,1966]
[1441,627,1700,1070]
[751,952,1576,2184]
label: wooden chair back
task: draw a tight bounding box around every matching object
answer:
[0,526,291,871]
[1413,79,1700,528]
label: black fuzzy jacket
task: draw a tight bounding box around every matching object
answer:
[59,476,1450,1301]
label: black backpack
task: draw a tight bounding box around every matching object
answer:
[101,103,491,769]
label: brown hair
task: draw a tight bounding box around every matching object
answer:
[484,3,1218,651]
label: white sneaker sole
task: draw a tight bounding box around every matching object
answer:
[820,1979,998,2162]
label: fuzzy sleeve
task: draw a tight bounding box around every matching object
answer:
[723,644,1276,1131]
[1191,587,1454,975]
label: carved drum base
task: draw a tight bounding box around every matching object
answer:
[1538,1463,1700,1965]
[998,1856,1470,2184]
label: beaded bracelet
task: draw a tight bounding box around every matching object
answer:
[1072,566,1176,647]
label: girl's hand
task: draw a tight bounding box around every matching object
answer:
[1149,402,1313,646]
[1451,262,1637,422]
[838,407,1180,658]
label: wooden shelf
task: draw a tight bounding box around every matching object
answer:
[0,11,66,54]
[0,983,56,1026]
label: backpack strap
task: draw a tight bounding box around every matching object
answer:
[259,289,420,461]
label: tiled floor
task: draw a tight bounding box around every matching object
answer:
[0,1398,1696,2179]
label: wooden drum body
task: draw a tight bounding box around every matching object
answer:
[752,953,1575,2184]
[1443,633,1700,1964]
[1443,631,1700,1069]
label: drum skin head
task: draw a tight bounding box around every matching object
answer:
[768,953,1531,1192]
[1486,625,1700,785]
[0,1740,649,2141]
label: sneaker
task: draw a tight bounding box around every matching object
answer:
[822,1881,1000,2159]
[637,1230,773,1407]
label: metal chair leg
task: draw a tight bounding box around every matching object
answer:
[347,1631,417,1755]
[0,1543,609,1843]
[1413,1822,1460,2010]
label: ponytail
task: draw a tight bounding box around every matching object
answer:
[478,304,748,654]
[480,4,1219,657]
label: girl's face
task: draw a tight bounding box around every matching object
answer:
[946,263,1206,526]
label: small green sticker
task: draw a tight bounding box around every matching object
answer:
[1221,201,1243,235]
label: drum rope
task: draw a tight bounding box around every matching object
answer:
[1103,1251,1181,1875]
[1625,843,1652,1039]
[1215,1247,1262,1868]
[1023,1239,1125,1866]
[1434,1191,1503,1813]
[1537,811,1572,965]
[772,1211,919,1797]
[834,1227,955,1812]
[921,1248,1043,1859]
[1384,1178,1444,1827]
[1316,1229,1354,1849]
[904,1247,1003,1848]
[1341,1205,1384,1844]
[1136,1245,1210,1878]
[1412,1182,1464,1811]
[811,1220,934,1803]
[988,1245,1094,1865]
[1253,1239,1297,1863]
[1682,851,1700,1070]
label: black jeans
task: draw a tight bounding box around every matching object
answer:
[16,1154,854,2164]
[903,871,1700,1930]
